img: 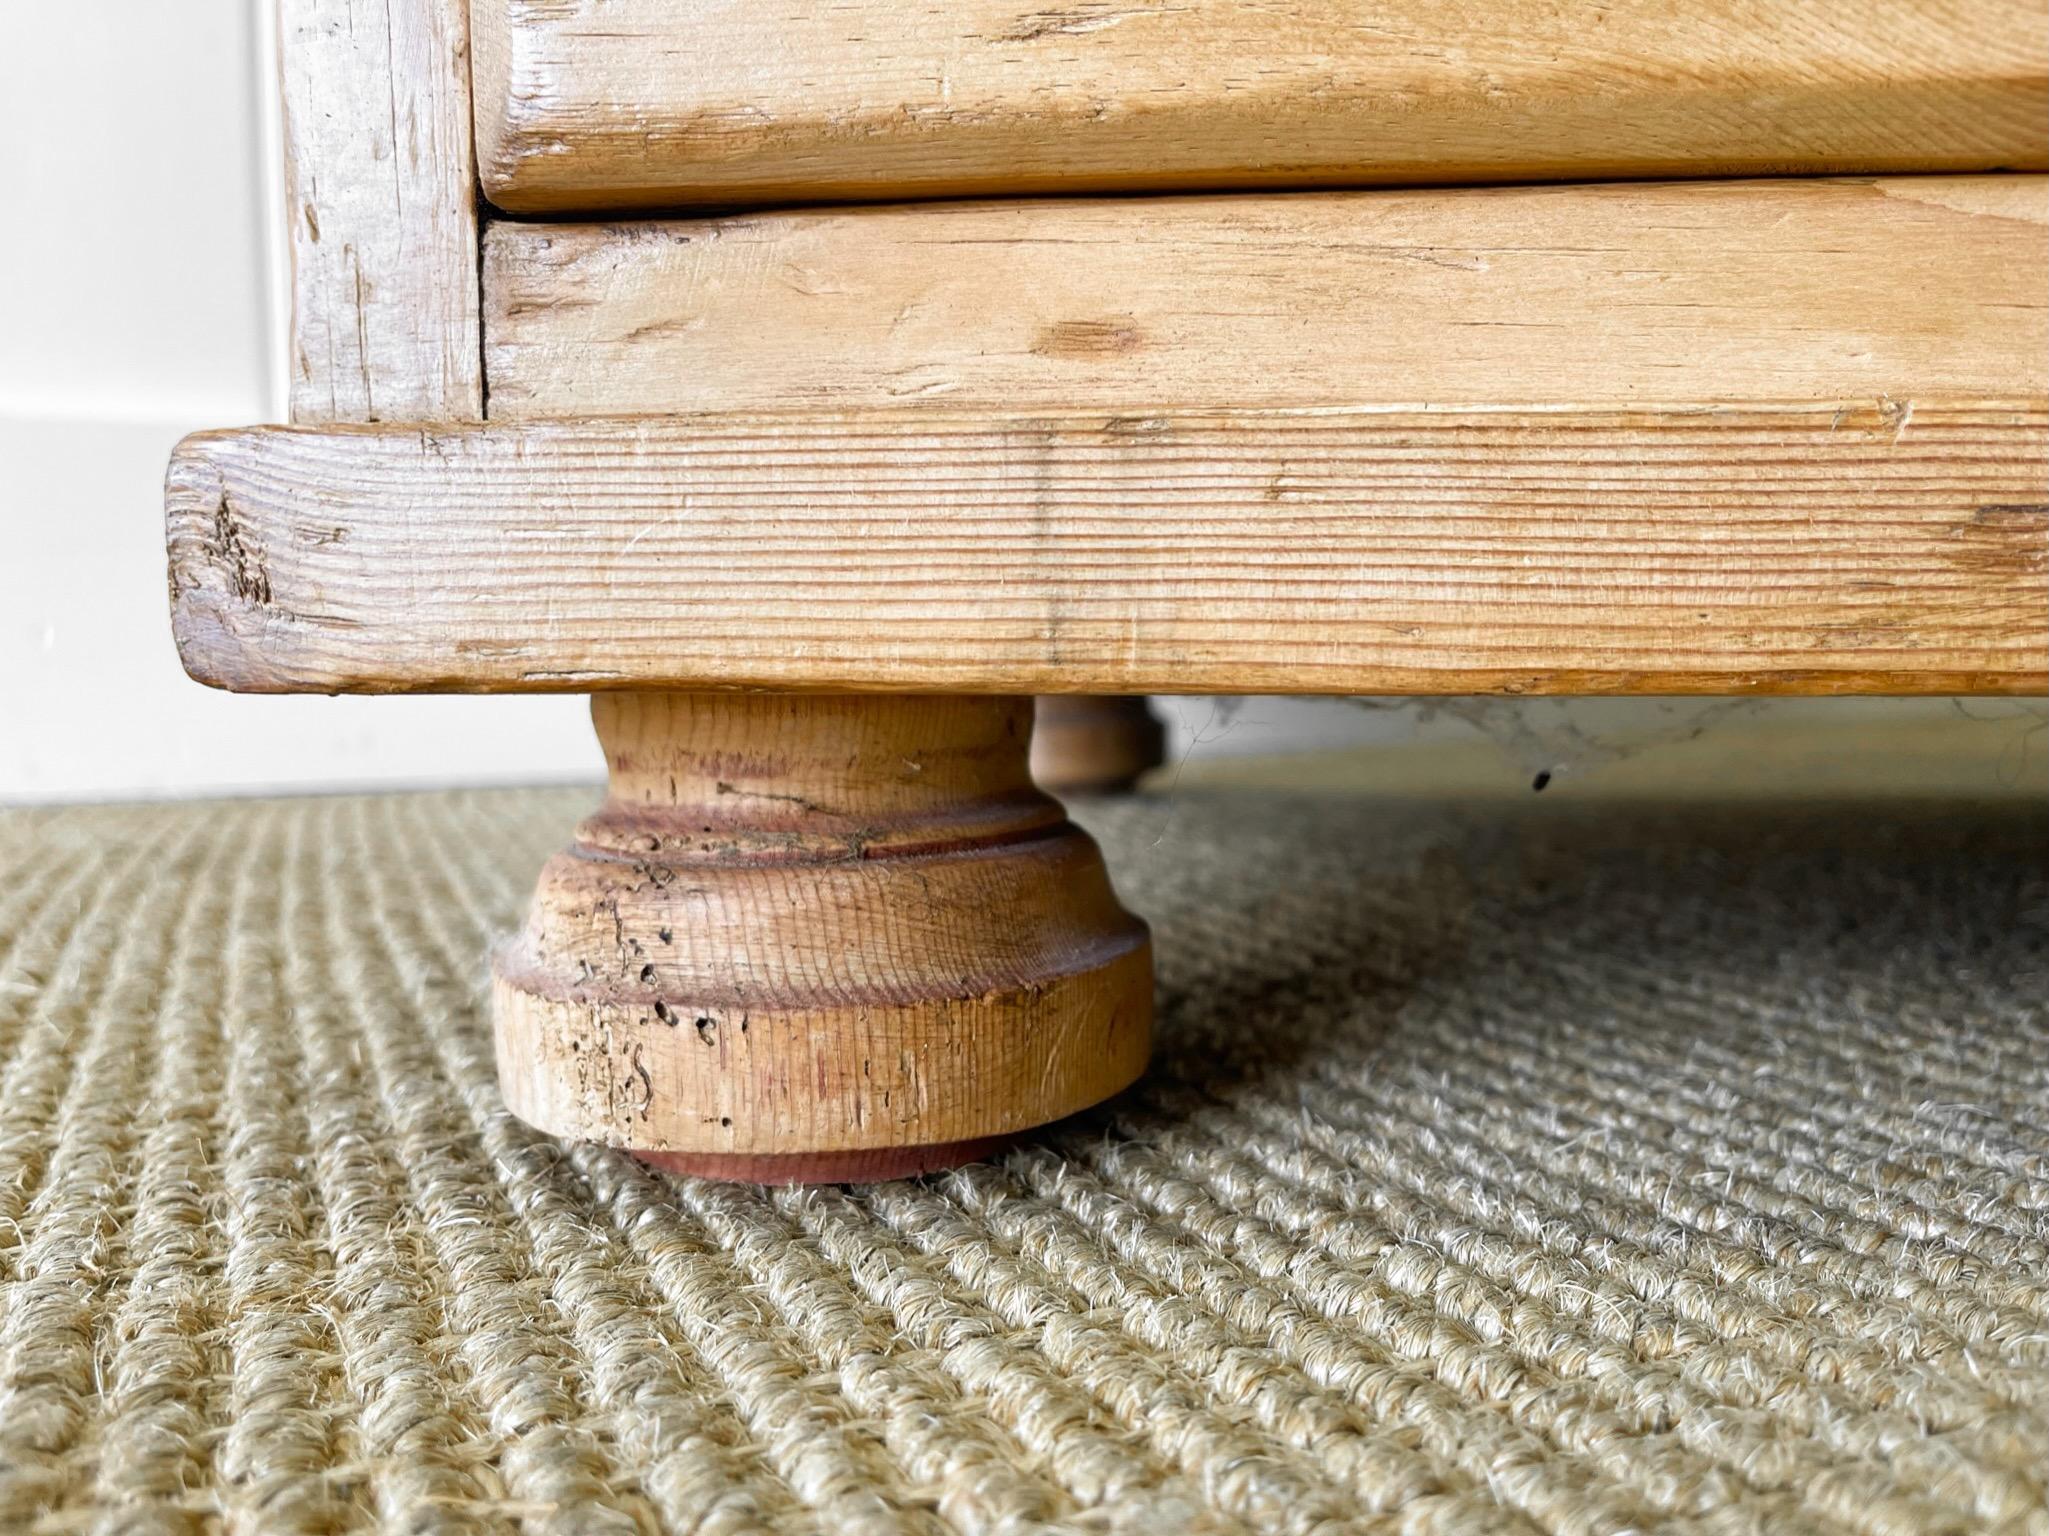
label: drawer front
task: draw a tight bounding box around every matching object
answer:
[483,178,2047,417]
[475,0,2048,211]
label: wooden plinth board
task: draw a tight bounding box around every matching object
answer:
[166,401,2049,698]
[491,692,1153,1181]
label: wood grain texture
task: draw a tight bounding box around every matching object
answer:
[164,403,2049,697]
[471,0,2049,211]
[493,691,1152,1177]
[483,178,2049,418]
[281,0,482,422]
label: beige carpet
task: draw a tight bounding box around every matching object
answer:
[0,782,2044,1534]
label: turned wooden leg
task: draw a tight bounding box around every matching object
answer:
[1030,696,1168,793]
[492,692,1153,1183]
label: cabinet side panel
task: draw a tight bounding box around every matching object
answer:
[280,0,483,422]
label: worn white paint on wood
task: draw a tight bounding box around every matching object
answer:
[165,402,2048,698]
[472,0,2049,210]
[281,0,482,422]
[483,178,2049,418]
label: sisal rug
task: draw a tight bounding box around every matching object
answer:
[0,785,2043,1535]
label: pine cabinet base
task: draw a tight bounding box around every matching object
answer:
[490,692,1153,1182]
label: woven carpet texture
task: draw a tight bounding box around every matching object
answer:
[0,786,2043,1535]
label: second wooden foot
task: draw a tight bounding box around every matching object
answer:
[1030,696,1168,793]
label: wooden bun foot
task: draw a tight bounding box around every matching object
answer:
[1030,696,1168,793]
[493,693,1152,1182]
